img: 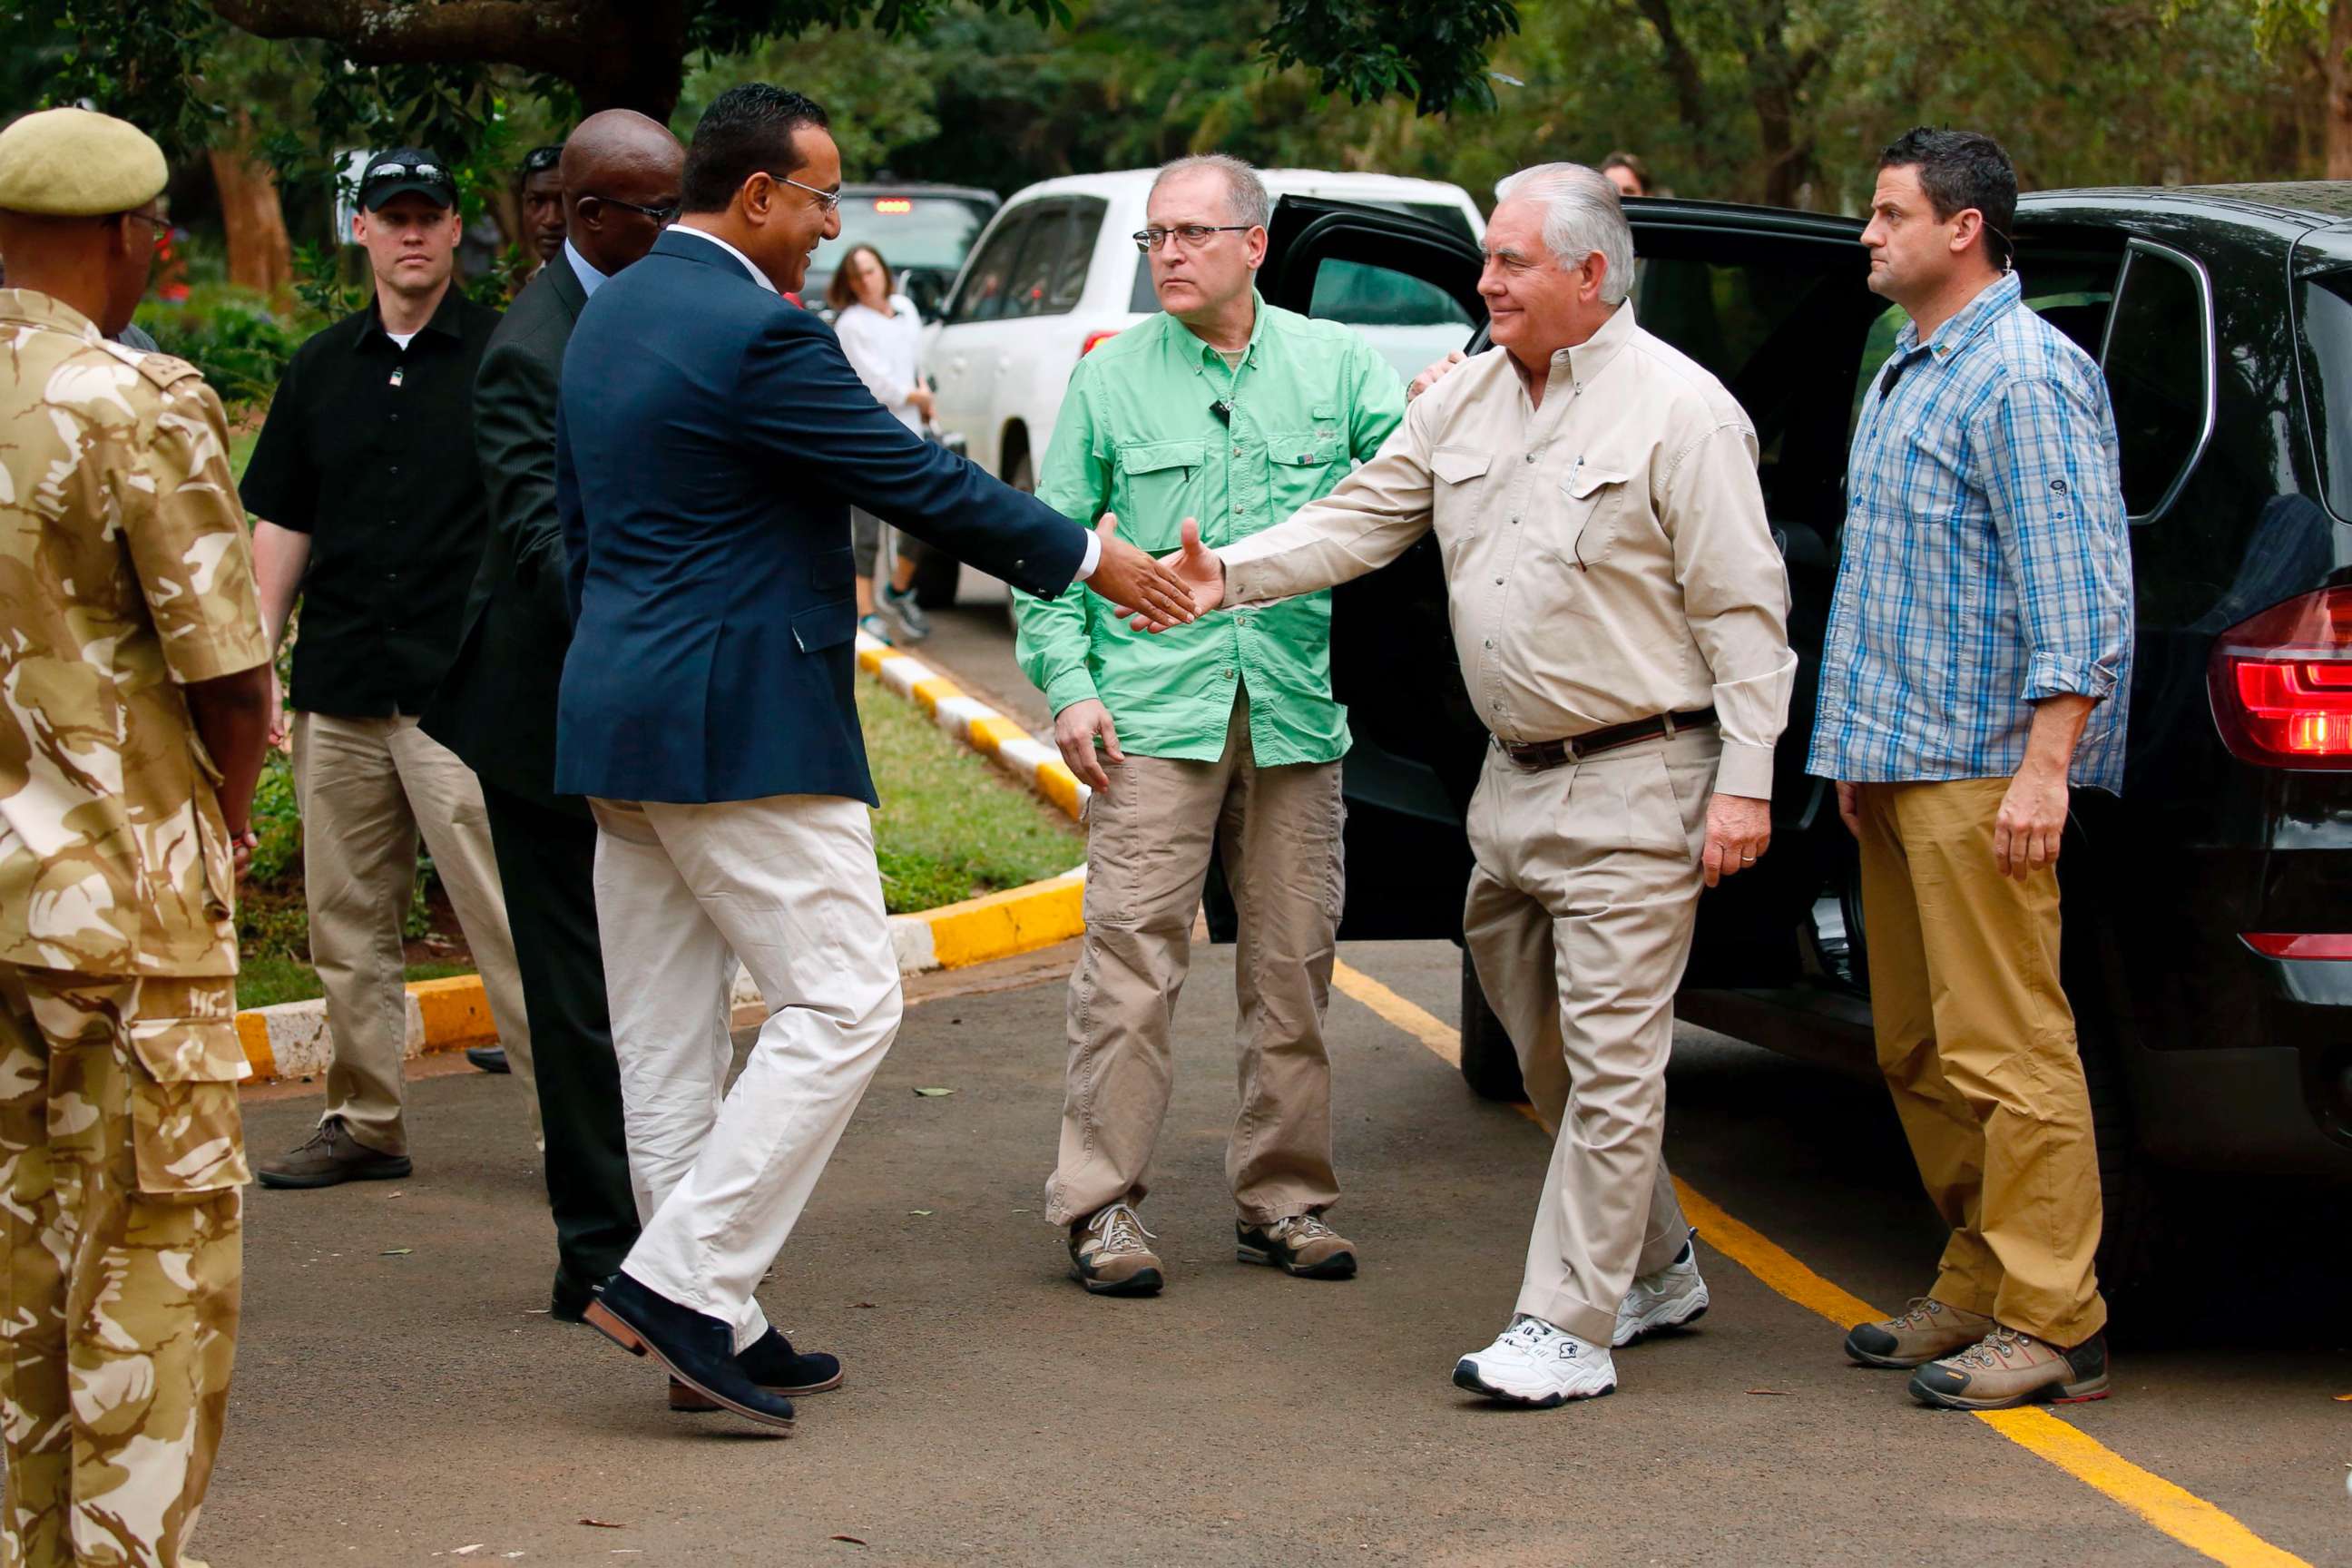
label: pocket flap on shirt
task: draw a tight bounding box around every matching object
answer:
[1117,439,1205,475]
[1268,433,1335,468]
[792,599,858,653]
[1563,466,1632,500]
[1432,445,1492,484]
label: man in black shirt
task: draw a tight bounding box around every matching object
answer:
[241,149,539,1187]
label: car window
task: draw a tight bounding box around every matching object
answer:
[1000,205,1069,320]
[1043,198,1106,315]
[1307,258,1476,328]
[1848,260,2118,436]
[2100,244,2210,521]
[2300,273,2352,521]
[945,206,1035,326]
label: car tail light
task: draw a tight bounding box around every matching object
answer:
[2208,586,2352,768]
[2242,933,2352,960]
[1079,329,1120,358]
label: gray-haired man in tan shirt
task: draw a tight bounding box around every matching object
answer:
[1128,162,1796,1407]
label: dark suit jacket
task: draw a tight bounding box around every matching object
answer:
[553,230,1089,805]
[423,256,589,810]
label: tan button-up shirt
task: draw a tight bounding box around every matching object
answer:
[1219,300,1796,799]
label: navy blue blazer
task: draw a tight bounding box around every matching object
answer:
[554,230,1089,804]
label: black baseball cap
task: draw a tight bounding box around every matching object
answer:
[358,147,457,211]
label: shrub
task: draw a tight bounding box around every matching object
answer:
[133,285,316,408]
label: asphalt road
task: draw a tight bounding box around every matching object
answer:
[201,589,2352,1566]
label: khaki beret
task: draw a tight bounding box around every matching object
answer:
[0,108,168,218]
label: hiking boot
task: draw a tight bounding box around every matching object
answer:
[1452,1316,1617,1408]
[1236,1213,1357,1279]
[1843,1297,1994,1369]
[1909,1327,2110,1411]
[1068,1201,1163,1296]
[1613,1233,1709,1347]
[256,1116,412,1190]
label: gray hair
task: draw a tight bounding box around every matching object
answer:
[1493,162,1636,305]
[1151,153,1270,230]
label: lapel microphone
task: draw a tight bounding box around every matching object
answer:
[1210,399,1233,425]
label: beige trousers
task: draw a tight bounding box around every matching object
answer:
[1461,729,1718,1346]
[1854,779,2107,1347]
[292,711,535,1155]
[1044,693,1347,1229]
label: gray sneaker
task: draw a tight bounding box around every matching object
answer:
[880,583,932,641]
[256,1115,411,1190]
[1069,1202,1163,1296]
[1236,1213,1357,1279]
[1843,1297,1994,1369]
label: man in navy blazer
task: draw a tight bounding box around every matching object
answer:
[559,84,1195,1429]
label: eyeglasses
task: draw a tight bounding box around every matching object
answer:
[767,173,841,214]
[586,193,680,226]
[121,209,171,253]
[1132,224,1252,253]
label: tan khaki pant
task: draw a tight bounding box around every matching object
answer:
[1854,779,2107,1347]
[1462,730,1717,1346]
[1044,693,1346,1229]
[292,711,535,1155]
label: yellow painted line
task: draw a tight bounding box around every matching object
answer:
[921,872,1086,969]
[1328,961,2313,1568]
[966,715,1029,758]
[1034,760,1084,819]
[408,974,499,1052]
[909,676,963,716]
[858,643,910,675]
[233,1011,278,1081]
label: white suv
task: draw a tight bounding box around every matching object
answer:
[918,168,1485,602]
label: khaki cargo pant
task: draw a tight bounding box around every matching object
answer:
[1044,693,1347,1230]
[292,711,535,1154]
[1853,779,2107,1348]
[0,967,245,1568]
[1461,730,1716,1348]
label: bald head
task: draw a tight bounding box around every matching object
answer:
[561,110,684,276]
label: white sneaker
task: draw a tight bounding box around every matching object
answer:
[1452,1316,1617,1407]
[1612,1234,1710,1348]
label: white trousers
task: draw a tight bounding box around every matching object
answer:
[589,794,903,1352]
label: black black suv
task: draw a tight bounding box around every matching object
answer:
[1236,184,2352,1271]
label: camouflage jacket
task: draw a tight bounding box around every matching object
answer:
[0,289,269,977]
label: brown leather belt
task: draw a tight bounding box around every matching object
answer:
[1495,708,1718,770]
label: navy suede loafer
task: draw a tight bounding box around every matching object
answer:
[584,1272,796,1431]
[668,1328,842,1412]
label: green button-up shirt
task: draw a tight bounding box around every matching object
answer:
[1014,295,1404,764]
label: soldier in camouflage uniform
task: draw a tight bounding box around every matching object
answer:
[0,108,273,1567]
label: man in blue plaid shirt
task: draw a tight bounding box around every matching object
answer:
[1812,129,2133,1413]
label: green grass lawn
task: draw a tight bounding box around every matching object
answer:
[233,677,1081,1007]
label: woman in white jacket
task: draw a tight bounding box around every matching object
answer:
[828,243,935,643]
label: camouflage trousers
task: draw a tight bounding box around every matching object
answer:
[0,967,247,1568]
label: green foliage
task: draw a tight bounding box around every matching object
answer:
[245,750,303,887]
[1263,0,1521,114]
[132,285,313,406]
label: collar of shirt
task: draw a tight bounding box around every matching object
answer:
[0,287,102,340]
[671,224,779,295]
[1893,270,2020,367]
[1510,296,1638,402]
[1185,289,1270,374]
[356,280,468,353]
[565,238,610,299]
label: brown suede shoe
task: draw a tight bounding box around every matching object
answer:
[1910,1327,2110,1410]
[256,1116,412,1190]
[1068,1202,1163,1296]
[1842,1297,1993,1369]
[1236,1213,1357,1279]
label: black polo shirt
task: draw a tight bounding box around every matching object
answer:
[240,285,503,717]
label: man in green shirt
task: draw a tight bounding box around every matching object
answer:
[1015,154,1404,1296]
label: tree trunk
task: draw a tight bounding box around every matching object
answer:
[2329,0,2352,179]
[209,113,293,305]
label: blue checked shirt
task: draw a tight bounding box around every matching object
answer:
[1808,272,2134,793]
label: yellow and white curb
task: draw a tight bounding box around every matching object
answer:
[855,630,1091,820]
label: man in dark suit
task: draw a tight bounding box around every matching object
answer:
[424,110,686,1328]
[561,83,1195,1430]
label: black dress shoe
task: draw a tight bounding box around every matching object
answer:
[466,1045,510,1073]
[669,1328,842,1411]
[583,1272,795,1431]
[551,1272,600,1324]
